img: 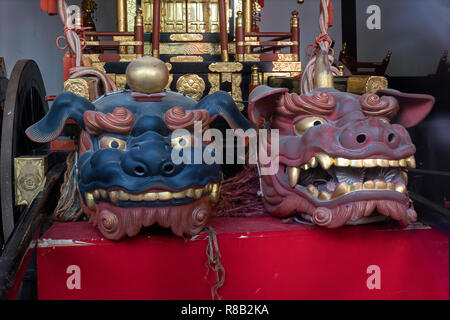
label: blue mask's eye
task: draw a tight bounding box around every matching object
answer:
[99,136,127,150]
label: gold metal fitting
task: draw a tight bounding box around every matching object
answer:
[135,8,143,27]
[236,11,243,27]
[251,65,261,86]
[126,55,169,94]
[290,11,299,28]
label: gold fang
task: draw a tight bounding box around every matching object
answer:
[287,166,300,187]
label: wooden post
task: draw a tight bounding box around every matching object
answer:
[117,0,128,54]
[134,9,144,56]
[235,11,244,62]
[290,10,299,61]
[243,0,252,53]
[218,0,229,62]
[152,0,161,58]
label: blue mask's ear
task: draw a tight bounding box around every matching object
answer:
[26,92,95,143]
[196,91,254,131]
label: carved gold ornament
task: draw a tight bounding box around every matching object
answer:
[176,74,206,101]
[209,62,243,73]
[14,156,47,206]
[64,79,90,99]
[170,34,204,42]
[365,76,389,93]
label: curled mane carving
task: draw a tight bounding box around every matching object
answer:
[84,107,135,136]
[360,93,399,118]
[165,106,211,131]
[278,92,336,117]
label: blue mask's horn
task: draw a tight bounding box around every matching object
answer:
[26,92,95,143]
[196,91,254,131]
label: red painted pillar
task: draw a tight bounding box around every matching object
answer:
[290,11,299,61]
[63,51,76,82]
[134,9,144,56]
[218,0,229,62]
[235,11,244,62]
[152,0,161,58]
[41,0,58,15]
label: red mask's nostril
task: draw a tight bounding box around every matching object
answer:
[388,133,395,143]
[356,134,367,143]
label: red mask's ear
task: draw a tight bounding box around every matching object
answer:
[248,85,288,126]
[376,88,435,128]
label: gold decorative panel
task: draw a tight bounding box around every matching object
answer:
[209,62,243,73]
[144,42,236,56]
[176,74,206,100]
[134,0,231,33]
[64,79,90,99]
[14,156,47,206]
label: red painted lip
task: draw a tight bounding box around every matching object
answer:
[273,171,410,208]
[278,150,416,168]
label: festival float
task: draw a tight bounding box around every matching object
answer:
[0,0,448,300]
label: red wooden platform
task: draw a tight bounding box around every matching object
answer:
[37,217,449,300]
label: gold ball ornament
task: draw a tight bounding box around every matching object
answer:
[126,55,169,94]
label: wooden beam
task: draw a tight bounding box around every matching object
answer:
[341,0,357,59]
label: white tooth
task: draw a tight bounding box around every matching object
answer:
[389,160,399,167]
[93,190,100,200]
[309,157,318,168]
[401,171,408,185]
[195,188,203,199]
[99,189,107,199]
[316,153,333,170]
[209,192,220,203]
[406,156,416,168]
[119,190,129,201]
[306,185,318,196]
[395,183,407,194]
[399,159,407,167]
[185,188,195,198]
[377,159,389,167]
[211,184,219,193]
[335,157,350,167]
[144,192,158,201]
[318,191,331,201]
[363,159,377,168]
[108,191,119,204]
[129,193,143,202]
[85,193,96,210]
[158,192,172,201]
[350,159,363,168]
[287,166,300,187]
[172,191,186,199]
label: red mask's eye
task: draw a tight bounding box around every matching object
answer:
[294,117,327,135]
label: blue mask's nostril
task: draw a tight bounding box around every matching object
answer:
[162,162,175,174]
[134,165,146,176]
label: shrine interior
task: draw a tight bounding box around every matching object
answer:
[0,0,449,302]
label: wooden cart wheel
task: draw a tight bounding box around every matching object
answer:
[1,60,49,240]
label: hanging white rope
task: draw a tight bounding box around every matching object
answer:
[300,0,340,94]
[57,0,117,93]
